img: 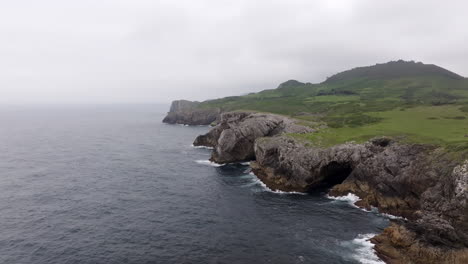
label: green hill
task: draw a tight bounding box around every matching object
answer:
[324,60,463,82]
[199,60,468,149]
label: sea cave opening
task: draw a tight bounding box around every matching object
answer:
[317,161,353,189]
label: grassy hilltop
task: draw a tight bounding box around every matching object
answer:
[199,60,468,150]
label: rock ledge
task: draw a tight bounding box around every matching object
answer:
[193,111,313,164]
[186,109,467,263]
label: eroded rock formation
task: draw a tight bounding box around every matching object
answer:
[252,136,370,192]
[193,111,313,163]
[252,136,468,264]
[186,109,467,263]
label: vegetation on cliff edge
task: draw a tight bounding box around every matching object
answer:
[198,60,468,149]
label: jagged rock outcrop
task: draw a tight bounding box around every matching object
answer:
[162,100,221,125]
[252,135,468,264]
[251,137,371,192]
[371,223,468,264]
[193,112,313,163]
[187,107,467,263]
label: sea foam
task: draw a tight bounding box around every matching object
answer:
[380,212,407,221]
[191,144,214,150]
[327,194,407,220]
[249,172,306,195]
[326,193,361,208]
[195,160,223,167]
[347,233,384,264]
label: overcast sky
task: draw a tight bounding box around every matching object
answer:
[1,0,467,104]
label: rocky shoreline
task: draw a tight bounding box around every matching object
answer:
[163,105,468,264]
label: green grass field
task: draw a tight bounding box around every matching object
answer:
[291,105,467,149]
[198,61,468,150]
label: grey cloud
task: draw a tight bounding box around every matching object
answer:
[0,0,467,104]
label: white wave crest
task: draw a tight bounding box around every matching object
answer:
[195,160,223,167]
[191,144,214,150]
[249,172,306,195]
[380,213,407,221]
[326,193,361,208]
[328,194,408,221]
[347,233,384,264]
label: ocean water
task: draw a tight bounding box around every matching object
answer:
[0,105,389,264]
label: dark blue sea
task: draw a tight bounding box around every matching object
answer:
[0,105,389,264]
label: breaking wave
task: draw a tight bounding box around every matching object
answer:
[191,145,214,150]
[248,172,306,195]
[327,194,407,220]
[326,193,361,208]
[195,160,223,167]
[380,212,407,220]
[343,233,384,264]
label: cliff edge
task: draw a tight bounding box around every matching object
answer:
[192,112,468,264]
[162,59,468,263]
[253,136,468,263]
[162,100,221,125]
[193,111,313,163]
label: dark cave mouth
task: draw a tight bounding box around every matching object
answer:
[311,161,354,191]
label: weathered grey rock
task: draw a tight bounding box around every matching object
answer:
[453,160,468,203]
[162,100,221,125]
[193,112,313,163]
[251,135,468,263]
[188,106,468,262]
[169,100,200,112]
[252,136,371,192]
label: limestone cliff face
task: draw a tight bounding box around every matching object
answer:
[188,110,467,263]
[162,100,221,125]
[252,136,468,264]
[251,136,371,192]
[193,112,313,164]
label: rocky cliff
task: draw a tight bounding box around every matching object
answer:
[193,111,313,163]
[252,136,468,263]
[191,112,468,264]
[162,100,221,125]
